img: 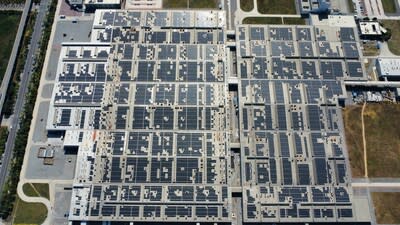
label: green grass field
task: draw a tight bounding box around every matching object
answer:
[240,0,254,11]
[372,192,400,224]
[0,11,21,82]
[22,183,50,200]
[12,197,47,225]
[382,0,397,14]
[344,103,400,177]
[347,0,355,13]
[284,17,306,25]
[0,0,24,4]
[243,17,282,24]
[163,0,218,8]
[243,17,305,25]
[257,0,296,14]
[382,20,400,55]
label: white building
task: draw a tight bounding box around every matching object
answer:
[125,0,162,9]
[376,58,400,80]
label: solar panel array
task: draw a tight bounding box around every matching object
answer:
[239,26,366,81]
[48,10,230,222]
[237,25,359,223]
[47,10,369,224]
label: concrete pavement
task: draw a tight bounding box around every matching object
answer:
[378,42,395,57]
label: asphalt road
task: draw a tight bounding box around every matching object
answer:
[230,0,237,29]
[0,0,50,197]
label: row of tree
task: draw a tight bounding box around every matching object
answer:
[0,127,8,157]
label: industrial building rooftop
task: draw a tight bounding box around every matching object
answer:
[46,10,371,224]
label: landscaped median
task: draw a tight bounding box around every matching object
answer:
[163,0,218,8]
[243,17,305,25]
[382,0,398,14]
[0,0,57,220]
[0,9,37,220]
[2,11,36,117]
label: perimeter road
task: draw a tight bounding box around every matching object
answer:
[0,0,50,197]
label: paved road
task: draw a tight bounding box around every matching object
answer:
[353,182,400,188]
[345,80,400,87]
[0,0,50,197]
[229,0,237,29]
[0,0,32,116]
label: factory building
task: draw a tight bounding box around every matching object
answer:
[47,10,372,224]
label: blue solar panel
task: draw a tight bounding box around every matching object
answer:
[282,159,293,185]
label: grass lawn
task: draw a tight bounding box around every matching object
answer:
[0,11,21,81]
[163,0,218,8]
[284,17,306,25]
[382,20,400,55]
[382,0,397,14]
[257,0,296,14]
[12,197,47,225]
[243,17,305,25]
[344,103,400,177]
[0,0,25,4]
[240,0,254,11]
[22,183,50,200]
[372,192,400,224]
[347,0,355,13]
[243,17,282,24]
